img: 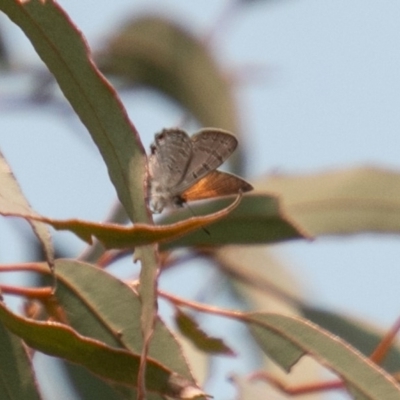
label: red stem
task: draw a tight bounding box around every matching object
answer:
[1,284,52,299]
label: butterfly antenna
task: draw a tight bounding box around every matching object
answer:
[186,203,211,236]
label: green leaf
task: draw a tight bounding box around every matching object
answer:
[0,0,147,223]
[0,150,54,269]
[247,313,400,400]
[175,309,235,356]
[260,166,400,236]
[0,301,205,398]
[160,194,310,248]
[0,319,42,400]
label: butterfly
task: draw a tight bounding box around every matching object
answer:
[147,128,253,213]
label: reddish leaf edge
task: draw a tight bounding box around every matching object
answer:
[0,194,242,249]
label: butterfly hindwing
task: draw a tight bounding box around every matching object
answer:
[180,170,253,202]
[172,129,238,194]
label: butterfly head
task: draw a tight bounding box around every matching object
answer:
[149,196,167,214]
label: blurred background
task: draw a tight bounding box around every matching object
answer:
[1,1,400,399]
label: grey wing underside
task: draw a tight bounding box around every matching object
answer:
[149,129,193,187]
[171,129,238,195]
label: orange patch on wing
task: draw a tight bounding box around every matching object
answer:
[180,170,253,202]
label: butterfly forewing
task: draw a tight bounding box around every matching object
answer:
[149,129,192,188]
[180,170,253,202]
[172,129,238,195]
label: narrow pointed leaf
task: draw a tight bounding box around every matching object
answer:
[302,306,400,374]
[0,150,53,269]
[246,313,400,400]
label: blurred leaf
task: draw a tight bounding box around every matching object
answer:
[0,319,42,400]
[0,0,147,223]
[247,313,400,399]
[0,302,206,398]
[0,23,10,69]
[160,194,310,248]
[215,245,304,311]
[99,16,238,134]
[259,166,400,237]
[12,194,241,249]
[302,306,400,375]
[64,363,128,400]
[175,308,235,356]
[0,150,54,269]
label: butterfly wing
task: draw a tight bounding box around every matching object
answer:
[149,129,193,187]
[179,170,253,202]
[172,129,238,194]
